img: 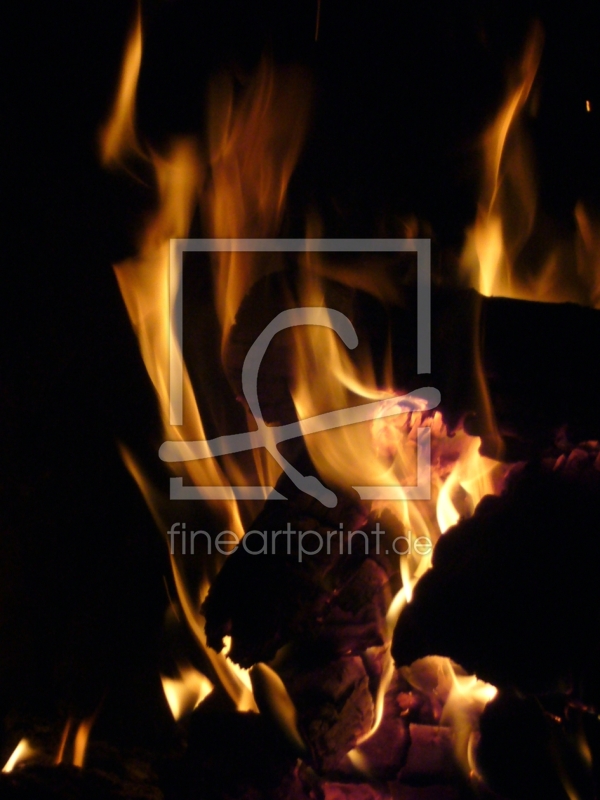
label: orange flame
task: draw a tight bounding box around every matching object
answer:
[72,716,96,769]
[461,24,600,308]
[100,11,314,712]
[100,1,525,767]
[461,25,543,299]
[205,59,312,349]
[54,719,72,765]
[99,3,143,167]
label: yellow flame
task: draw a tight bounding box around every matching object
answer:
[222,636,254,697]
[2,739,35,773]
[461,25,542,298]
[100,7,516,766]
[443,662,497,775]
[99,34,316,714]
[161,665,213,720]
[436,436,503,534]
[400,556,413,603]
[461,25,600,309]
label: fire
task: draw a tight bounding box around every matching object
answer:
[441,662,498,775]
[99,3,143,167]
[96,5,574,791]
[460,25,542,299]
[436,435,505,534]
[161,665,213,721]
[204,58,312,349]
[2,739,35,773]
[54,719,71,765]
[461,24,600,309]
[72,716,96,769]
[101,12,314,714]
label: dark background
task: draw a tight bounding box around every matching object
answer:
[1,0,600,751]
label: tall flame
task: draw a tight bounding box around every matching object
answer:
[461,25,543,298]
[72,716,96,769]
[205,59,312,349]
[100,6,314,714]
[99,3,143,167]
[462,23,600,308]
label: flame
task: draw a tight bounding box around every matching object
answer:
[436,435,504,534]
[2,739,35,773]
[401,657,496,777]
[99,3,143,166]
[161,665,213,720]
[442,665,497,776]
[72,716,96,769]
[55,719,72,765]
[461,25,542,299]
[205,58,312,349]
[99,4,524,775]
[222,636,254,698]
[100,27,314,712]
[461,24,600,309]
[575,202,600,308]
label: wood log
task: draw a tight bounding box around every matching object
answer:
[476,692,594,800]
[202,458,401,667]
[392,449,600,697]
[281,655,375,773]
[398,724,456,783]
[224,270,600,459]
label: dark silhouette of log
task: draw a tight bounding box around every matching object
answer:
[392,449,600,697]
[224,270,600,460]
[202,455,401,668]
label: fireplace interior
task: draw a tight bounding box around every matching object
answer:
[2,1,600,798]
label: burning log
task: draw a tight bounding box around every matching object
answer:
[202,458,400,668]
[224,270,600,458]
[474,691,595,800]
[280,655,375,773]
[201,459,406,774]
[392,448,600,697]
[397,724,456,784]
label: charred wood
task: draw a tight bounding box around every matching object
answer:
[202,461,400,668]
[392,451,600,696]
[225,271,600,459]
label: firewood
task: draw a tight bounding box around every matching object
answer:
[281,655,374,773]
[392,449,600,697]
[398,724,456,783]
[224,270,600,458]
[475,692,593,800]
[202,457,400,668]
